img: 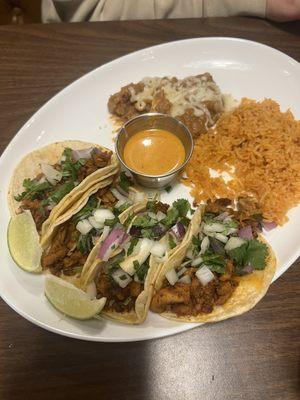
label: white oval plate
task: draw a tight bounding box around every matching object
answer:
[0,37,299,342]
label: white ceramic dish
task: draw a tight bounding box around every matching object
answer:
[0,37,299,342]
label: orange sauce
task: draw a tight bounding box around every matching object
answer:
[124,129,186,175]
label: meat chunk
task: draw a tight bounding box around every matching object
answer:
[150,285,190,313]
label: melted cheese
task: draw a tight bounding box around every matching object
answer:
[128,75,223,119]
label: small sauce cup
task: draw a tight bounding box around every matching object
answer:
[115,113,194,189]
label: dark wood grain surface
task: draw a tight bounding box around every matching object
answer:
[0,17,299,400]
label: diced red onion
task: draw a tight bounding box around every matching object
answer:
[171,222,186,240]
[72,148,94,161]
[129,226,142,237]
[98,226,125,261]
[262,221,277,231]
[152,224,165,238]
[238,225,253,239]
[210,237,225,255]
[241,264,254,274]
[120,232,130,245]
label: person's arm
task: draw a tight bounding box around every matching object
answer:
[267,0,300,21]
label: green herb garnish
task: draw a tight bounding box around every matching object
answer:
[165,185,172,193]
[14,178,52,201]
[51,181,75,204]
[168,234,177,249]
[134,259,149,282]
[119,171,131,193]
[132,215,157,228]
[127,238,139,256]
[72,196,98,224]
[227,239,268,272]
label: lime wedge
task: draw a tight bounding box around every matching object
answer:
[7,211,42,273]
[45,274,106,320]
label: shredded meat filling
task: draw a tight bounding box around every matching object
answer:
[150,267,237,316]
[96,268,143,313]
[41,222,86,276]
[77,150,112,182]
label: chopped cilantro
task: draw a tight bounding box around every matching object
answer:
[168,234,177,249]
[134,259,149,282]
[14,178,52,201]
[173,199,190,217]
[72,196,98,224]
[162,207,179,226]
[123,297,131,305]
[60,147,84,181]
[104,217,119,227]
[227,239,268,272]
[77,233,93,254]
[50,181,75,204]
[127,238,139,256]
[133,260,140,271]
[119,274,127,281]
[146,201,156,212]
[108,262,120,275]
[202,250,226,274]
[132,215,157,228]
[165,185,172,193]
[192,235,201,252]
[119,171,131,193]
[141,228,155,238]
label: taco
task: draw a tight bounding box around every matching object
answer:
[41,171,143,278]
[81,198,197,324]
[8,140,119,242]
[150,199,276,322]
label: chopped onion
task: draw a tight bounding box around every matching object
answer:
[181,259,192,267]
[120,232,130,245]
[72,148,93,161]
[171,222,186,240]
[128,190,145,203]
[147,211,157,220]
[196,266,215,286]
[186,247,194,259]
[178,275,191,284]
[76,219,93,235]
[88,216,103,229]
[262,220,277,231]
[203,223,225,233]
[165,268,178,286]
[215,233,228,243]
[41,163,62,186]
[156,211,166,221]
[225,236,246,251]
[115,199,127,208]
[119,238,154,275]
[191,256,203,266]
[200,236,210,254]
[238,225,253,239]
[215,212,229,221]
[85,281,97,299]
[98,226,125,261]
[100,225,110,242]
[94,208,115,224]
[177,266,187,277]
[150,242,167,258]
[110,188,128,202]
[112,268,132,288]
[227,227,238,235]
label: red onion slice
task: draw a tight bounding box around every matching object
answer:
[171,222,186,240]
[262,221,277,231]
[98,226,125,261]
[238,225,253,239]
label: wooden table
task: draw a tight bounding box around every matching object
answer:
[0,17,299,400]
